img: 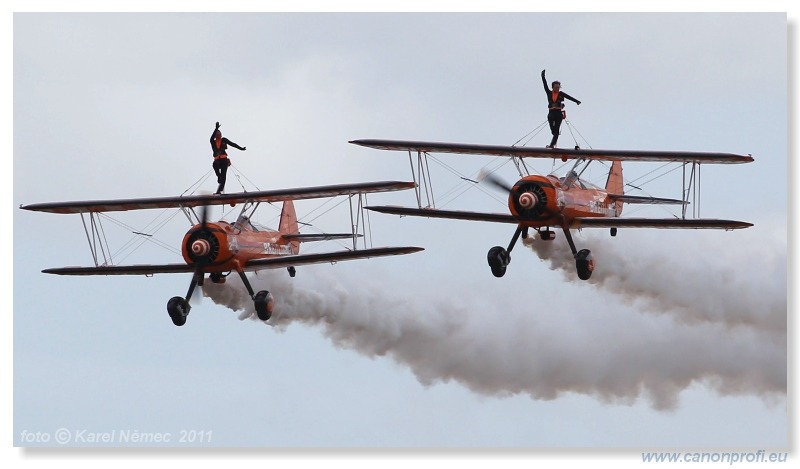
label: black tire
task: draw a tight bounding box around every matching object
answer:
[170,313,187,327]
[487,246,509,278]
[575,249,594,280]
[254,290,273,321]
[167,296,189,326]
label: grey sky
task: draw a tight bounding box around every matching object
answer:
[8,8,793,465]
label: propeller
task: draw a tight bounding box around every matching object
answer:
[478,170,550,219]
[187,203,220,266]
[198,203,210,231]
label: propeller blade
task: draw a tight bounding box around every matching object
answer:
[199,203,210,230]
[478,170,515,193]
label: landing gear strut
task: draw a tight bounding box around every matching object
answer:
[167,269,274,326]
[487,225,524,278]
[166,271,203,326]
[236,270,274,321]
[560,226,594,280]
[487,224,595,281]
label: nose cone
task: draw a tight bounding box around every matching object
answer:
[518,191,538,210]
[191,239,211,257]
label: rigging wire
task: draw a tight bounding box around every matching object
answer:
[512,121,549,147]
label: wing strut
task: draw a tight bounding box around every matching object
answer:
[407,149,437,209]
[80,212,112,267]
[682,162,701,219]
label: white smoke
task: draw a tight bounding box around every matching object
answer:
[522,223,786,340]
[201,222,786,411]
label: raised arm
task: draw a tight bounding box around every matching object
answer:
[541,69,550,93]
[211,122,220,143]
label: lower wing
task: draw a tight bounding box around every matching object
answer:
[42,246,423,276]
[571,218,753,229]
[366,206,752,230]
[366,205,518,224]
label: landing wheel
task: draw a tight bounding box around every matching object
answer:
[610,227,617,237]
[487,246,510,278]
[254,290,274,321]
[575,249,594,280]
[167,296,189,326]
[540,230,555,241]
[287,266,296,278]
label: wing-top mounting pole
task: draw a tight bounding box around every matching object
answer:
[511,156,531,178]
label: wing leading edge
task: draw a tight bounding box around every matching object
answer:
[350,139,754,164]
[42,246,423,276]
[21,181,416,214]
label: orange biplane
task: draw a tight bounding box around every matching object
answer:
[21,181,422,326]
[350,139,753,280]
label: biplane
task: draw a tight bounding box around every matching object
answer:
[21,181,423,326]
[349,139,753,280]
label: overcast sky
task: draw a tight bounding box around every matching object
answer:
[6,5,795,468]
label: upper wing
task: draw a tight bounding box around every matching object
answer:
[570,218,753,230]
[350,139,754,164]
[366,205,518,224]
[41,246,424,276]
[20,181,415,214]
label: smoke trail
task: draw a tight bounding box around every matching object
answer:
[202,226,786,410]
[522,223,786,339]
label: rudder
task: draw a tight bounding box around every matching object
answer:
[606,160,624,217]
[279,200,300,254]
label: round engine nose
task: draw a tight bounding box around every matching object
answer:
[519,192,538,210]
[510,180,549,219]
[191,239,211,257]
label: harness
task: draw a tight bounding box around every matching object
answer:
[549,91,564,110]
[212,137,228,159]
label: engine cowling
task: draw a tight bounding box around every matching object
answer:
[508,176,557,220]
[182,227,222,265]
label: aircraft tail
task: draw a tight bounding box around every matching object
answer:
[279,200,300,254]
[606,160,624,217]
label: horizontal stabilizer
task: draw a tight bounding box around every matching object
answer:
[244,246,423,270]
[283,233,363,242]
[571,217,752,230]
[366,205,518,224]
[606,194,688,205]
